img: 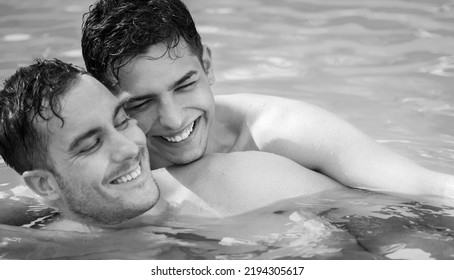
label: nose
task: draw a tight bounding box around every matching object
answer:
[158,95,184,130]
[111,132,141,163]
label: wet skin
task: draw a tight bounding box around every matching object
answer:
[24,75,160,225]
[118,42,216,169]
[116,41,454,204]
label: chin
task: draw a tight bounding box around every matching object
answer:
[140,179,161,204]
[173,149,205,165]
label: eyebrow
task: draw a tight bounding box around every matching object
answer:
[127,70,199,103]
[68,99,128,152]
[170,70,198,90]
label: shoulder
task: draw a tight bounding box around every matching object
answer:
[213,93,326,129]
[214,93,353,149]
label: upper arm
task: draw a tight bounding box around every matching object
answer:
[217,94,364,171]
[217,94,434,196]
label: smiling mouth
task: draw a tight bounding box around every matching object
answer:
[161,121,195,143]
[111,164,142,184]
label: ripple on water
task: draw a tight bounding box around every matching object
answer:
[2,34,31,42]
[64,5,85,12]
[205,8,235,14]
[61,49,82,58]
[401,98,454,116]
[223,56,301,80]
[420,56,454,77]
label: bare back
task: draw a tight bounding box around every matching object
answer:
[168,151,343,216]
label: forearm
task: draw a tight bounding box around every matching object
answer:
[259,112,454,202]
[311,139,454,206]
[236,94,454,203]
[415,169,454,206]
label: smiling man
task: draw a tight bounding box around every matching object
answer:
[81,0,454,202]
[0,59,349,231]
[0,59,160,228]
[118,42,216,168]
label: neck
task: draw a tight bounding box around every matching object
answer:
[44,193,172,233]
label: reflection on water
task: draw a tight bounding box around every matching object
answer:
[1,188,454,259]
[1,0,454,259]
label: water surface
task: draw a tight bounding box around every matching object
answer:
[1,0,454,259]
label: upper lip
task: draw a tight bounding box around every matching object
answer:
[158,119,196,138]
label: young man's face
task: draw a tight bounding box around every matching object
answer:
[39,75,159,225]
[117,42,216,169]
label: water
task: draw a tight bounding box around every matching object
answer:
[1,0,454,259]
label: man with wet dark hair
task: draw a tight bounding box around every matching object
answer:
[82,0,204,88]
[0,59,87,174]
[0,58,160,227]
[0,58,349,231]
[81,0,454,203]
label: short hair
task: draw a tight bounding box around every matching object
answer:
[0,58,87,174]
[81,0,203,88]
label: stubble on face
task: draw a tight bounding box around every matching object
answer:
[54,172,159,225]
[53,146,160,226]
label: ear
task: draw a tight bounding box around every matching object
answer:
[22,170,61,201]
[202,45,215,85]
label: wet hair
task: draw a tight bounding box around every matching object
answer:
[82,0,203,88]
[0,58,87,174]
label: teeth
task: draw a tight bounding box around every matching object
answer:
[162,122,194,143]
[112,164,142,184]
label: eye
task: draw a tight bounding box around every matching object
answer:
[176,81,196,91]
[124,98,154,114]
[79,138,101,155]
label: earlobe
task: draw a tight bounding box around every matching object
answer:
[22,170,61,201]
[202,45,215,85]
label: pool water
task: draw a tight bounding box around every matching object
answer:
[1,0,454,259]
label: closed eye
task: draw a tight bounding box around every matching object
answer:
[176,81,196,91]
[124,97,154,113]
[78,137,102,155]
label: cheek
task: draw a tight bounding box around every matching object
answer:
[63,157,110,186]
[69,166,104,185]
[136,118,149,134]
[200,93,215,115]
[191,88,215,112]
[133,111,155,135]
[127,124,148,146]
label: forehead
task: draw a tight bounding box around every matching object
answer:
[118,42,202,92]
[40,75,118,147]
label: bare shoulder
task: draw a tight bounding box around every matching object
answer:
[214,93,332,131]
[214,94,342,155]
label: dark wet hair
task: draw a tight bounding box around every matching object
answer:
[0,58,87,174]
[82,0,203,88]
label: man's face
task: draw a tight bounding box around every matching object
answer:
[117,42,216,169]
[40,75,159,225]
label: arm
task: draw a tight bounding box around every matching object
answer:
[219,94,454,203]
